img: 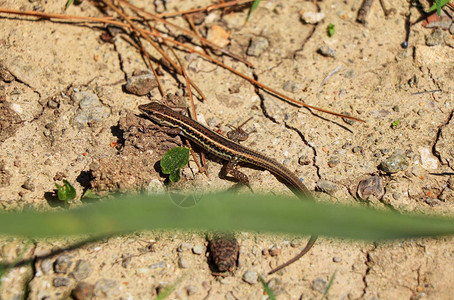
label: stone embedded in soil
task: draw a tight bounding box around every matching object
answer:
[357,176,384,200]
[300,11,325,24]
[206,25,230,48]
[70,91,110,127]
[71,282,94,300]
[247,36,269,57]
[379,153,409,174]
[418,147,438,170]
[70,260,93,281]
[93,279,119,297]
[54,255,74,274]
[242,270,258,285]
[40,258,53,274]
[53,277,71,287]
[318,46,336,57]
[316,179,339,195]
[192,244,205,255]
[312,277,328,293]
[425,28,445,46]
[178,256,190,269]
[124,72,158,96]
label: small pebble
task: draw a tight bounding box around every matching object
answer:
[312,277,328,293]
[185,285,198,296]
[418,147,438,170]
[192,244,205,255]
[121,254,131,268]
[424,198,441,207]
[47,99,59,108]
[247,36,269,57]
[93,279,119,297]
[298,155,312,165]
[379,152,409,173]
[316,179,339,195]
[40,258,53,274]
[54,255,74,274]
[71,282,94,300]
[282,81,299,93]
[242,270,258,285]
[333,257,341,262]
[178,256,190,269]
[352,146,363,153]
[425,28,445,46]
[53,277,71,287]
[206,25,230,48]
[357,176,384,200]
[124,72,158,96]
[177,243,191,252]
[328,156,340,168]
[318,46,336,58]
[268,247,281,257]
[149,261,165,269]
[300,11,325,24]
[70,260,93,281]
[21,179,35,192]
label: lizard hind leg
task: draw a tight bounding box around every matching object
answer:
[221,159,254,193]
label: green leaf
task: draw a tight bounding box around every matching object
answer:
[246,0,261,22]
[160,147,190,182]
[259,276,276,300]
[391,119,400,129]
[428,0,450,15]
[55,180,76,202]
[82,189,100,199]
[327,24,335,37]
[322,270,337,299]
[65,0,74,10]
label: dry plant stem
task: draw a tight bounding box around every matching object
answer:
[167,39,209,175]
[118,0,253,68]
[357,0,375,24]
[185,14,212,57]
[118,1,206,101]
[0,8,364,122]
[156,0,255,18]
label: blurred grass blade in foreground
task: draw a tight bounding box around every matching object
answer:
[0,192,453,241]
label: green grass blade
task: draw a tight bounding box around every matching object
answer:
[259,276,276,300]
[0,193,453,241]
[246,0,261,22]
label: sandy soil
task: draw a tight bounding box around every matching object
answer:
[0,0,454,299]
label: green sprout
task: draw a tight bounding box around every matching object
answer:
[55,180,76,202]
[160,147,190,182]
[391,119,400,129]
[321,270,337,299]
[259,276,276,300]
[246,0,262,21]
[327,24,335,37]
[429,0,450,16]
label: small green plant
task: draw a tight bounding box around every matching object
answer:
[55,180,76,202]
[246,0,262,21]
[321,270,337,299]
[259,276,276,300]
[65,0,74,10]
[327,24,335,37]
[82,189,100,200]
[391,119,400,129]
[429,0,450,16]
[160,147,190,182]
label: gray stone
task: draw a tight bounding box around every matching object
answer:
[185,285,198,296]
[312,277,327,293]
[53,277,71,287]
[379,153,409,173]
[316,179,339,195]
[178,256,190,269]
[40,258,53,274]
[318,46,336,57]
[70,260,93,281]
[71,282,94,300]
[247,37,269,57]
[93,279,119,297]
[192,244,205,255]
[125,72,158,96]
[357,176,384,200]
[71,91,110,127]
[54,255,74,274]
[425,28,445,46]
[242,270,258,284]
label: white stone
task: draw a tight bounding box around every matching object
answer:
[418,147,438,170]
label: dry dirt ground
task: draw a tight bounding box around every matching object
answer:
[1,0,454,299]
